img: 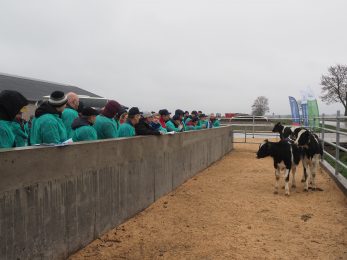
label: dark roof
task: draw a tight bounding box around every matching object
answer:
[0,73,101,102]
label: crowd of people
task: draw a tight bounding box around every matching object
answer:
[0,90,221,148]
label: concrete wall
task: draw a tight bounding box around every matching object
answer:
[0,126,233,260]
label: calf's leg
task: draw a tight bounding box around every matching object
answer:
[311,155,319,190]
[284,168,291,196]
[291,166,297,188]
[302,159,310,191]
[274,168,280,194]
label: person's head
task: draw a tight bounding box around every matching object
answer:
[198,111,203,116]
[102,100,122,118]
[119,112,128,122]
[142,111,154,123]
[190,117,199,125]
[159,109,171,122]
[82,107,99,125]
[0,90,28,121]
[172,114,181,121]
[184,111,189,117]
[175,109,184,121]
[210,113,216,120]
[15,112,23,121]
[128,107,141,125]
[66,92,79,110]
[48,91,68,112]
[115,107,128,120]
[191,110,198,118]
[152,113,160,124]
[200,114,208,121]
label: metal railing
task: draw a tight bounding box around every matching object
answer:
[314,111,347,178]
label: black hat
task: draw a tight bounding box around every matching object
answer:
[82,107,99,117]
[175,109,184,116]
[0,90,28,121]
[172,114,181,121]
[77,101,84,113]
[48,91,68,107]
[200,113,207,118]
[159,109,171,116]
[191,110,198,116]
[128,107,141,116]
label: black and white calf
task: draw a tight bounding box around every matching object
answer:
[256,140,301,196]
[272,122,307,141]
[272,122,295,140]
[294,129,323,191]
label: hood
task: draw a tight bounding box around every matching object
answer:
[0,90,28,121]
[71,116,91,130]
[35,102,61,118]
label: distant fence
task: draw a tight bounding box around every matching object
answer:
[0,126,233,259]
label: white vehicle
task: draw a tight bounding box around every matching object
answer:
[40,95,108,109]
[231,115,269,122]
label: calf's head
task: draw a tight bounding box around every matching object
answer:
[272,122,283,133]
[256,140,271,159]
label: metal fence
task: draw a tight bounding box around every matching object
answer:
[314,111,347,178]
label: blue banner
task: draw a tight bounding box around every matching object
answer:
[301,103,308,126]
[288,96,300,125]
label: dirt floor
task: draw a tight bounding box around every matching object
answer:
[70,139,347,260]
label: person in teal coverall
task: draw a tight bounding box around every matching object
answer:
[118,107,141,137]
[61,92,79,138]
[0,90,28,148]
[166,109,185,132]
[72,107,99,142]
[94,100,123,139]
[30,91,68,145]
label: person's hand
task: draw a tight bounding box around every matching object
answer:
[159,130,165,135]
[178,124,183,130]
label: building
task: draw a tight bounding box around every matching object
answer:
[0,73,101,120]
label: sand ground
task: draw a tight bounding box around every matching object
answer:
[70,139,347,260]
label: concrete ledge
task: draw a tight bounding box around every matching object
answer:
[320,160,347,196]
[0,126,233,259]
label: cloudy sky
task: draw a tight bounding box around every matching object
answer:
[1,0,346,115]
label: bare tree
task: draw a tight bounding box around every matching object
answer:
[320,64,347,115]
[251,96,269,116]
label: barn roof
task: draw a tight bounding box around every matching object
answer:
[0,73,101,102]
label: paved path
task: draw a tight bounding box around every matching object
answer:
[70,140,347,260]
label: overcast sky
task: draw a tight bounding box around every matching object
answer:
[1,0,346,115]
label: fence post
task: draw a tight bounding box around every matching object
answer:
[252,115,255,138]
[335,111,340,175]
[244,125,247,143]
[321,113,325,162]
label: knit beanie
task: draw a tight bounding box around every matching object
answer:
[48,91,68,107]
[0,90,28,121]
[102,100,122,118]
